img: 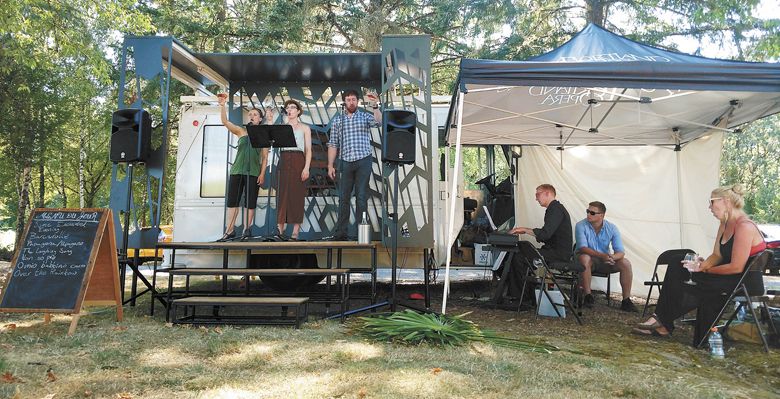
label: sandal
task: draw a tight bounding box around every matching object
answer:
[241,229,252,240]
[635,314,661,330]
[631,326,670,337]
[216,231,235,242]
[635,320,663,331]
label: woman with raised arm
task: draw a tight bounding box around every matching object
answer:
[634,184,766,346]
[275,99,312,240]
[215,93,272,241]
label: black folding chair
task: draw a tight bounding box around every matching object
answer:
[516,241,583,325]
[641,249,693,317]
[572,244,618,306]
[696,250,777,352]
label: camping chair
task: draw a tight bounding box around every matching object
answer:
[641,249,694,317]
[696,250,777,352]
[516,241,583,325]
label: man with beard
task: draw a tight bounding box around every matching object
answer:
[326,89,382,240]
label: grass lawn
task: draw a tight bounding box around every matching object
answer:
[1,269,778,398]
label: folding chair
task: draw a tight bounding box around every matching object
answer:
[547,251,585,312]
[591,268,618,306]
[516,241,583,325]
[641,249,693,317]
[696,251,777,352]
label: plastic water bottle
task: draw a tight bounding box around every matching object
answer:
[736,304,747,322]
[533,258,545,278]
[708,327,725,359]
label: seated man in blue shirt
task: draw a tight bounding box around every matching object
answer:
[575,201,637,312]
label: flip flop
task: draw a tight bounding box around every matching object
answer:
[631,327,669,337]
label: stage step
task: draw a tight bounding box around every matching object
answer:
[160,267,350,276]
[171,296,309,328]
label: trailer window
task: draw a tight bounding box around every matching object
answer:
[201,125,229,197]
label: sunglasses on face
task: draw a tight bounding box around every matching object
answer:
[709,197,723,206]
[586,210,602,216]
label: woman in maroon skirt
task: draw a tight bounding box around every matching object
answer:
[277,99,312,240]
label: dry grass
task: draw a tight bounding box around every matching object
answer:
[0,267,779,398]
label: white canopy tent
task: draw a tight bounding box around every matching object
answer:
[441,24,780,313]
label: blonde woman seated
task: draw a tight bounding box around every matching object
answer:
[634,184,766,346]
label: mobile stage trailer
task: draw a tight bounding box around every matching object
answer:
[109,36,499,294]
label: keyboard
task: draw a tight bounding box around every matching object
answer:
[487,232,519,248]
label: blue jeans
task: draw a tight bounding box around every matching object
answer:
[334,155,372,238]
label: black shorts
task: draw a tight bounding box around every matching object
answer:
[226,174,259,208]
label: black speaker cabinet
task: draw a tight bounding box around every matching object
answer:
[382,109,416,164]
[110,108,151,163]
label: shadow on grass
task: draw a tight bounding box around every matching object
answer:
[0,277,777,398]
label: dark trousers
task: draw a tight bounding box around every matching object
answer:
[334,155,372,238]
[655,261,757,346]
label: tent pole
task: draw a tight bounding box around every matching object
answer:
[676,148,684,248]
[442,91,465,315]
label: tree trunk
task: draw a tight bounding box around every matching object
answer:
[38,154,45,208]
[15,165,32,250]
[585,0,606,26]
[59,151,68,207]
[79,128,86,208]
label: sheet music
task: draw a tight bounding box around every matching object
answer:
[483,206,498,231]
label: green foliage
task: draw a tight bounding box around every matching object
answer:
[0,0,779,234]
[721,115,780,223]
[352,310,559,352]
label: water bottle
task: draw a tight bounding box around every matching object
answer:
[533,258,545,278]
[736,304,747,322]
[708,327,725,359]
[358,212,371,244]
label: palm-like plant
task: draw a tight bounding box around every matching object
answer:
[351,310,558,353]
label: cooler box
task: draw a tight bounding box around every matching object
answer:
[474,243,493,266]
[535,289,566,318]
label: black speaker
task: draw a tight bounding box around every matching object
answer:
[382,110,416,164]
[110,108,151,163]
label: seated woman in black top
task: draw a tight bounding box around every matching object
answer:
[634,184,766,345]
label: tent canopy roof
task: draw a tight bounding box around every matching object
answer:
[449,24,780,147]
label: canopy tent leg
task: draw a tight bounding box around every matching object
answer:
[442,91,466,314]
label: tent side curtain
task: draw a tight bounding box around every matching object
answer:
[458,59,780,93]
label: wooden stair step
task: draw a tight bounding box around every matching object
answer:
[173,296,309,306]
[161,268,349,275]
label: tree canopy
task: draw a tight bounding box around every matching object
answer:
[1,0,779,248]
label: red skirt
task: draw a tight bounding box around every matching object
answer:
[277,151,305,224]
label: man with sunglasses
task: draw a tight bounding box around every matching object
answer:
[575,201,637,312]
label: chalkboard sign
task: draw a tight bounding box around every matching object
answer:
[0,208,122,333]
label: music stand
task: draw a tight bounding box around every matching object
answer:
[246,124,297,238]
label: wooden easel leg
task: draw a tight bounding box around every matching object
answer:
[44,313,52,324]
[116,303,124,322]
[67,313,81,336]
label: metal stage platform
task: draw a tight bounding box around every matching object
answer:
[150,240,379,321]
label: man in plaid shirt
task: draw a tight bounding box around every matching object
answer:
[327,89,382,240]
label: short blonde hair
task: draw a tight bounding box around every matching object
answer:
[537,184,556,196]
[711,184,746,209]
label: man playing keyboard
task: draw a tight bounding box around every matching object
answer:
[506,184,573,297]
